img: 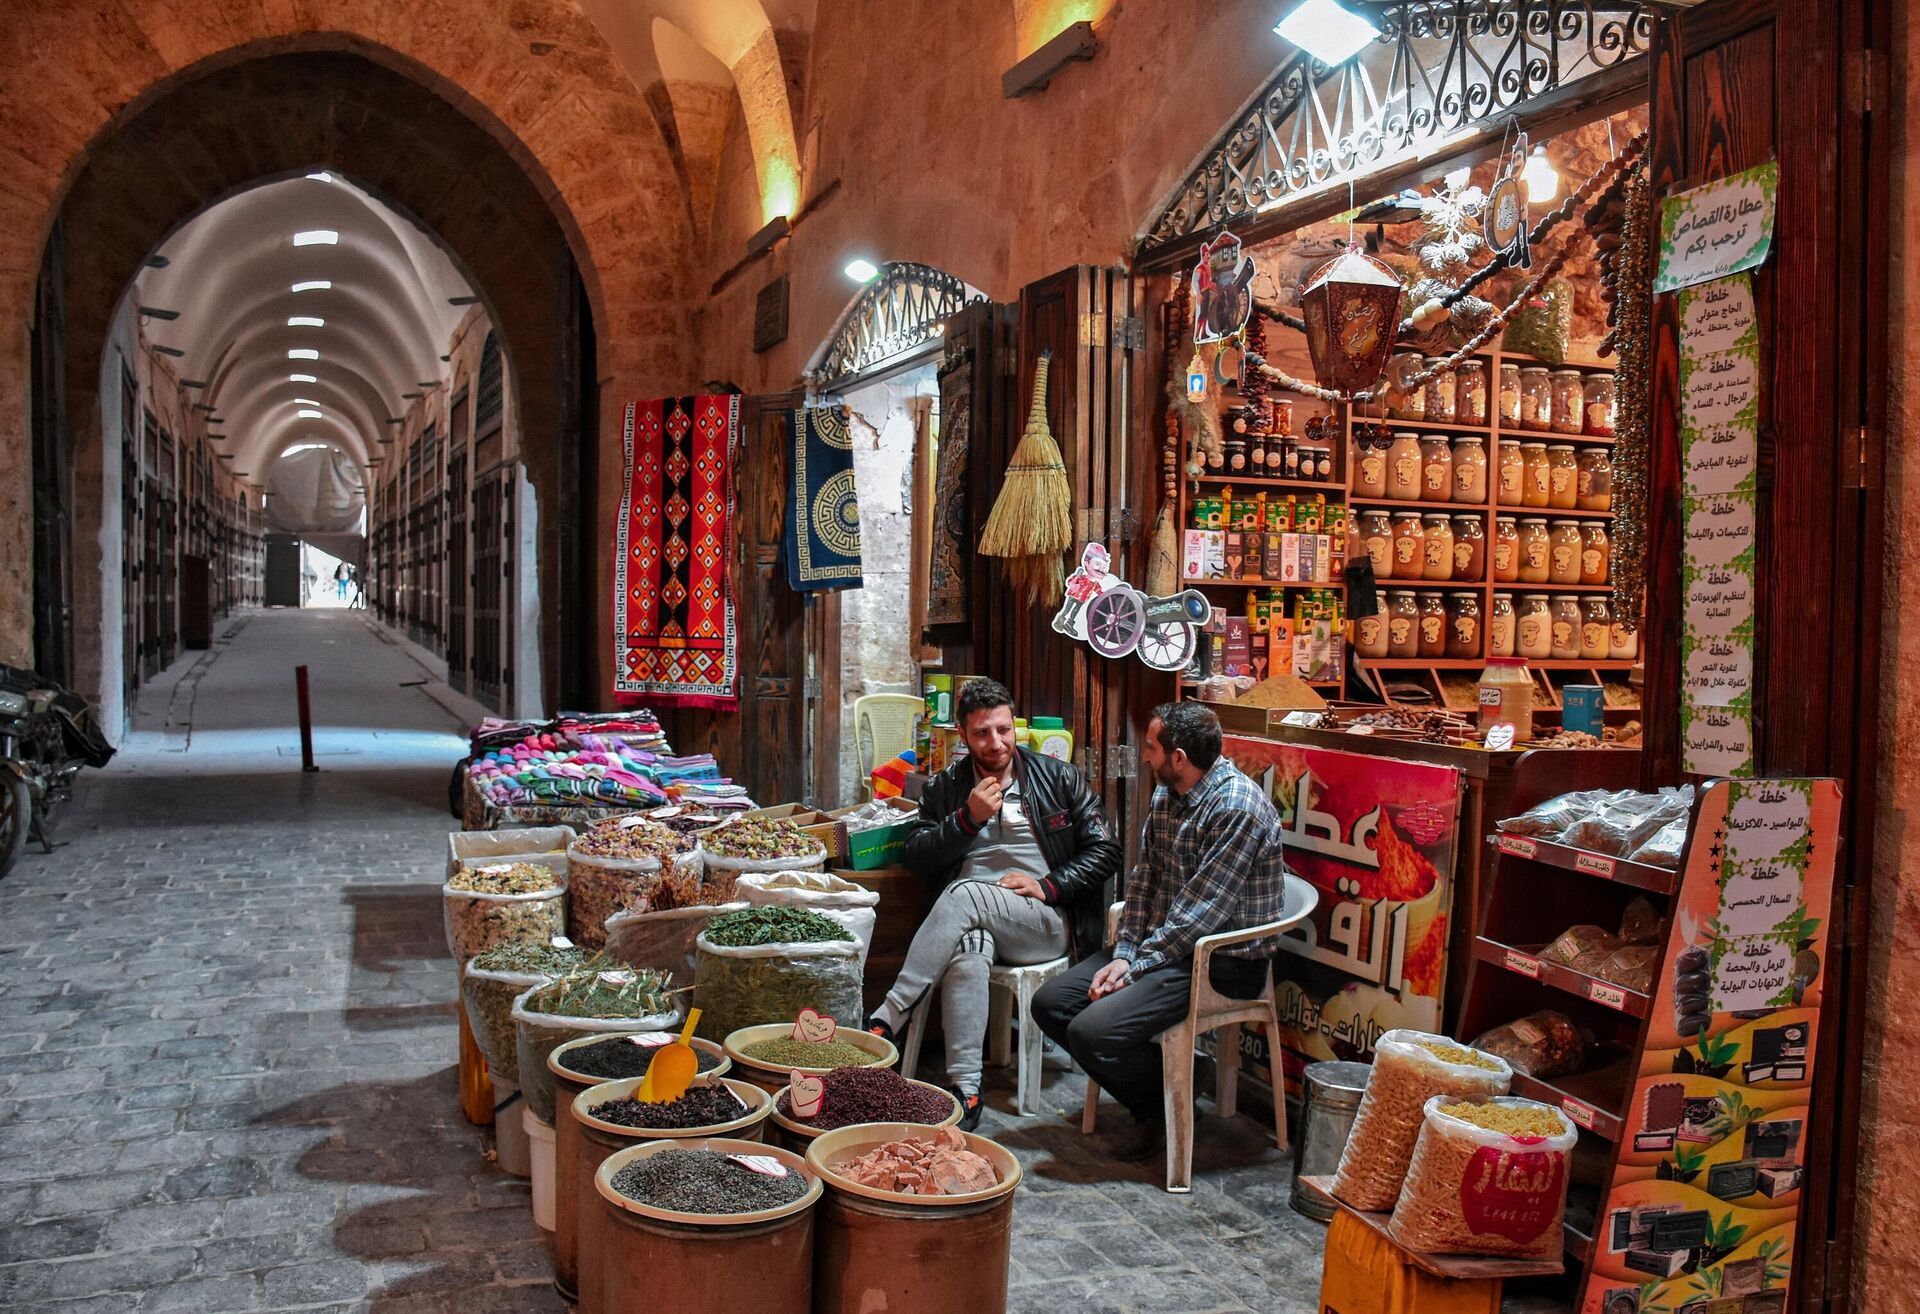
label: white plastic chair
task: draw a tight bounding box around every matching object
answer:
[901,956,1071,1115]
[853,693,923,798]
[1081,874,1319,1193]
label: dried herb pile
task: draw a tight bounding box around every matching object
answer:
[703,907,850,948]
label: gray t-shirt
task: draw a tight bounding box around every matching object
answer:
[959,774,1050,884]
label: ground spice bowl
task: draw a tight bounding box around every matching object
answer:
[766,1077,960,1154]
[570,1078,772,1314]
[804,1123,1022,1314]
[721,1022,897,1093]
[546,1033,731,1302]
[590,1136,820,1314]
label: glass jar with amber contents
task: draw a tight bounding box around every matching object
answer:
[1580,521,1611,585]
[1546,444,1579,510]
[1417,591,1448,658]
[1548,519,1584,585]
[1446,593,1482,659]
[1420,437,1453,501]
[1359,510,1395,580]
[1388,354,1425,420]
[1387,591,1421,658]
[1519,367,1553,431]
[1354,432,1388,498]
[1576,447,1613,511]
[1517,517,1551,584]
[1496,442,1526,506]
[1521,442,1552,508]
[1451,515,1485,581]
[1451,436,1488,504]
[1354,606,1390,658]
[1421,515,1454,582]
[1492,518,1521,582]
[1580,597,1612,660]
[1488,594,1517,657]
[1550,596,1582,659]
[1387,432,1424,501]
[1423,358,1457,423]
[1551,370,1586,435]
[1455,360,1489,424]
[1390,512,1425,578]
[1499,363,1523,425]
[1517,594,1553,659]
[1582,373,1616,436]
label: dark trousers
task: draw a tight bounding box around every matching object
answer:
[1033,953,1269,1124]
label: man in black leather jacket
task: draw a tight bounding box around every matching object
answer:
[866,678,1120,1129]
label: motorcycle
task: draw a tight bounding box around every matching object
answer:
[0,665,115,879]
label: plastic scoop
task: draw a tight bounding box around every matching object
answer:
[637,1007,702,1103]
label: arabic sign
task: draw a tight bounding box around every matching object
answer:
[1222,735,1463,1100]
[1655,161,1777,293]
[1579,779,1838,1314]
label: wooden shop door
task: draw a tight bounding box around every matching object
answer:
[1641,2,1886,1310]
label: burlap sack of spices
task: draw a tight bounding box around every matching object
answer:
[1331,1029,1513,1211]
[1389,1096,1575,1259]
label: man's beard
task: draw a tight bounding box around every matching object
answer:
[1151,759,1180,789]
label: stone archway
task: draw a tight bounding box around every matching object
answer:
[42,45,631,715]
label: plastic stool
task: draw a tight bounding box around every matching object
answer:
[901,956,1069,1115]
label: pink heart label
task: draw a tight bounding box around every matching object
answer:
[788,1070,826,1119]
[791,1008,837,1044]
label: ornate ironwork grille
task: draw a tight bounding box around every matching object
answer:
[808,263,984,392]
[1141,0,1653,253]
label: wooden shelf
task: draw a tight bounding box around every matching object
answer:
[1488,832,1679,895]
[1187,577,1344,589]
[1471,936,1652,1019]
[1490,582,1623,593]
[1493,507,1618,519]
[1358,657,1639,670]
[1508,1059,1632,1141]
[1564,1221,1594,1265]
[1190,474,1345,493]
[1373,577,1491,589]
[1352,495,1494,513]
[1369,416,1499,435]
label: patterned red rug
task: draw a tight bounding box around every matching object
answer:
[613,395,740,707]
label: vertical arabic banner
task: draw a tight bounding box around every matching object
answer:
[1223,736,1463,1100]
[1579,779,1838,1314]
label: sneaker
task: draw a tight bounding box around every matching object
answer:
[953,1089,984,1132]
[865,1017,897,1045]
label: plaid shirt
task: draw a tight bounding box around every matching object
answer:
[1114,757,1289,977]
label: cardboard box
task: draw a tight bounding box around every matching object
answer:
[1564,684,1606,736]
[843,798,920,870]
[732,804,844,860]
[1183,529,1208,580]
[445,827,576,885]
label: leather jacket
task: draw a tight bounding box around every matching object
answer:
[901,747,1122,961]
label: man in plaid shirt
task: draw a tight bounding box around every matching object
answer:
[1034,701,1289,1162]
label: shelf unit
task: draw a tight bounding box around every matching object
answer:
[1173,328,1642,705]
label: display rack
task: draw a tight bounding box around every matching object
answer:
[1174,325,1642,720]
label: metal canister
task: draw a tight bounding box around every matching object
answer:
[1289,1060,1372,1221]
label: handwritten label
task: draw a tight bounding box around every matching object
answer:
[1683,493,1757,570]
[1684,568,1755,636]
[1503,949,1542,979]
[1281,711,1322,728]
[628,1032,673,1048]
[1678,277,1757,354]
[1680,347,1758,433]
[1712,939,1795,1013]
[1587,980,1629,1011]
[787,1070,826,1120]
[1561,1098,1598,1131]
[791,1008,837,1044]
[727,1154,790,1178]
[1656,162,1778,292]
[1726,781,1812,862]
[1497,835,1538,859]
[1573,853,1616,878]
[1484,724,1516,752]
[1347,724,1375,736]
[550,936,575,950]
[1719,860,1805,938]
[1683,703,1754,778]
[1684,642,1754,710]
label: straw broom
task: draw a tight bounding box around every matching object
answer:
[980,351,1072,608]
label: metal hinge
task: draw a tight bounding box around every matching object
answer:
[1078,312,1105,348]
[803,676,822,700]
[1115,316,1146,351]
[1106,743,1137,779]
[1847,49,1882,116]
[1824,1234,1853,1300]
[1843,426,1875,491]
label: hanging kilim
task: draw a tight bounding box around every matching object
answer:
[926,348,973,631]
[783,404,864,591]
[613,396,740,708]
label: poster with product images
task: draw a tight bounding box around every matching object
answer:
[1655,161,1778,293]
[1219,735,1462,1100]
[1579,779,1838,1314]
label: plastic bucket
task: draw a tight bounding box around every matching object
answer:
[547,1031,731,1297]
[720,1023,897,1094]
[1291,1060,1371,1222]
[804,1124,1021,1314]
[493,1080,531,1178]
[591,1137,820,1314]
[525,1110,556,1232]
[766,1077,960,1155]
[572,1078,772,1313]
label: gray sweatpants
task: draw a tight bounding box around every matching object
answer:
[874,880,1068,1093]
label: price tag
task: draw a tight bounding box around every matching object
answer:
[1281,711,1321,728]
[550,935,575,950]
[1502,949,1541,979]
[727,1154,790,1178]
[1587,980,1629,1011]
[597,970,634,987]
[1497,835,1538,858]
[1484,723,1517,751]
[617,814,657,829]
[787,1069,826,1120]
[1561,1098,1598,1131]
[791,1008,837,1044]
[1347,724,1375,736]
[628,1032,673,1048]
[1573,852,1617,878]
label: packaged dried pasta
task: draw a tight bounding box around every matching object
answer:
[1388,1096,1576,1259]
[1330,1030,1513,1212]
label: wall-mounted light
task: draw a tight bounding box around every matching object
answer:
[747,215,791,258]
[1272,0,1379,66]
[292,230,338,246]
[844,258,880,283]
[1523,145,1560,202]
[1003,20,1098,97]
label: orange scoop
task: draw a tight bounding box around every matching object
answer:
[636,1007,702,1103]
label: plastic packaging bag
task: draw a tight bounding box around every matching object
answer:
[462,965,546,1082]
[442,881,568,962]
[692,933,863,1043]
[1543,925,1621,975]
[511,986,680,1124]
[698,849,827,907]
[1562,786,1693,856]
[1629,813,1689,869]
[1331,1029,1513,1212]
[1389,1095,1576,1258]
[1470,1010,1591,1079]
[1617,895,1665,946]
[734,870,880,973]
[1596,944,1658,993]
[566,847,702,950]
[1495,789,1620,838]
[604,901,749,986]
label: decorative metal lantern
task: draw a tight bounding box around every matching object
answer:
[1299,250,1405,394]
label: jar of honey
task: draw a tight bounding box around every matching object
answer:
[1517,594,1553,659]
[1354,432,1388,498]
[1550,596,1582,659]
[1388,591,1421,657]
[1477,656,1535,742]
[1496,442,1526,506]
[1446,593,1482,659]
[1499,363,1523,425]
[1521,442,1552,508]
[1417,591,1448,657]
[1422,514,1455,581]
[1519,367,1553,431]
[1452,436,1488,504]
[1548,519,1583,585]
[1387,432,1424,501]
[1546,444,1579,510]
[1488,594,1517,657]
[1580,521,1611,585]
[1391,511,1425,577]
[1517,517,1551,583]
[1492,517,1521,582]
[1551,370,1586,435]
[1580,597,1612,660]
[1583,373,1616,436]
[1576,447,1613,511]
[1455,360,1489,425]
[1354,606,1390,658]
[1360,509,1394,580]
[1420,437,1453,501]
[1451,514,1485,581]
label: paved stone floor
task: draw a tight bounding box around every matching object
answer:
[0,608,1326,1313]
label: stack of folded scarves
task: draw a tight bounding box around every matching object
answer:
[462,711,753,812]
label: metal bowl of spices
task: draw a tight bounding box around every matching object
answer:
[574,1076,773,1141]
[722,1023,897,1086]
[595,1137,822,1227]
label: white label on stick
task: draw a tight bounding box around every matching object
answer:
[728,1154,789,1178]
[628,1032,673,1048]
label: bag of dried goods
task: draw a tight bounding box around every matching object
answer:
[567,819,701,950]
[1388,1096,1576,1258]
[1543,925,1622,976]
[1331,1030,1512,1211]
[511,965,679,1123]
[693,906,861,1042]
[461,940,591,1082]
[1617,895,1665,946]
[697,817,828,905]
[1628,813,1689,869]
[1561,786,1692,857]
[1470,1010,1591,1079]
[1596,944,1658,993]
[735,869,880,972]
[1495,789,1621,839]
[604,901,749,986]
[443,862,568,961]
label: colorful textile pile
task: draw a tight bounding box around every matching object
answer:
[783,405,864,592]
[614,396,741,708]
[463,713,753,812]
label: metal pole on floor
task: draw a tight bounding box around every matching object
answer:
[295,665,318,772]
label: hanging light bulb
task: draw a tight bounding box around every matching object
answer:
[1272,0,1380,66]
[1523,145,1559,203]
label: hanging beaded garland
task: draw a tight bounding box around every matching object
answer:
[1599,157,1654,630]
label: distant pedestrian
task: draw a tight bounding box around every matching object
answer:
[334,562,351,601]
[349,565,365,610]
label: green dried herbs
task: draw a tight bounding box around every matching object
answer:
[703,907,851,948]
[470,941,590,974]
[522,963,676,1020]
[742,1037,883,1070]
[700,817,824,862]
[694,945,863,1042]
